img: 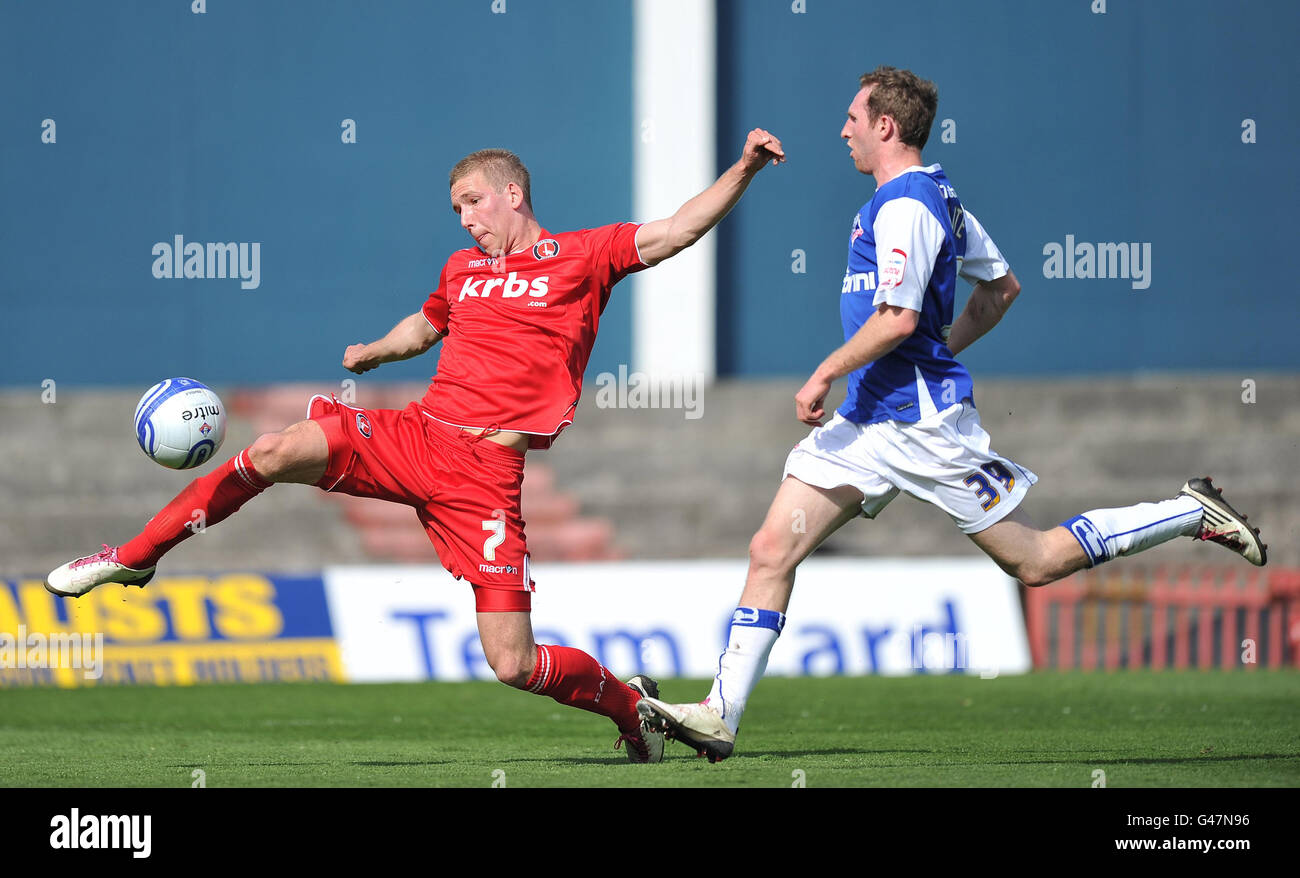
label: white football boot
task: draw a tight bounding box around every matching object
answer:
[1179,476,1267,566]
[616,675,665,764]
[637,697,736,763]
[45,545,156,598]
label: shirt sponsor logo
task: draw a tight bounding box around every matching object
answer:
[841,269,877,294]
[532,238,560,259]
[458,273,550,302]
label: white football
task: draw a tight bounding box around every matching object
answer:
[133,378,227,469]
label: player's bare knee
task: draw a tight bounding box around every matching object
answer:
[249,425,322,482]
[489,652,534,689]
[1031,569,1068,588]
[246,432,288,479]
[748,528,795,577]
[1016,562,1058,589]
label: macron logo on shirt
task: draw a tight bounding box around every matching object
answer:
[459,272,550,302]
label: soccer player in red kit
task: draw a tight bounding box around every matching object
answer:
[46,129,787,762]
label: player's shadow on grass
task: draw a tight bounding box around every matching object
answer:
[897,753,1299,768]
[167,761,336,768]
[536,747,909,765]
[732,747,929,760]
[166,760,454,769]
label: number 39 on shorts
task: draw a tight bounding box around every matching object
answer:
[963,461,1016,511]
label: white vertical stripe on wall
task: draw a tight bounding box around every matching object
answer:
[632,0,717,383]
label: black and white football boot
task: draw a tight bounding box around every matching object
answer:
[1179,477,1267,566]
[616,675,666,763]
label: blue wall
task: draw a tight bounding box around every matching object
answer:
[0,0,635,386]
[715,0,1300,376]
[2,0,1297,388]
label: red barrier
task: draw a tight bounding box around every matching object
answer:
[1025,566,1298,670]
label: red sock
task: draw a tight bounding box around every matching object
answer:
[524,644,641,733]
[118,449,272,569]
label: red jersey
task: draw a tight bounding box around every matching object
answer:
[420,223,647,448]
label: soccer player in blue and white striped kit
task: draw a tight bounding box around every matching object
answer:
[638,66,1267,762]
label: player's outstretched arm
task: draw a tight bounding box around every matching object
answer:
[794,304,919,426]
[343,311,444,374]
[634,128,785,266]
[946,271,1020,356]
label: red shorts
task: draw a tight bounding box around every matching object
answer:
[306,395,534,611]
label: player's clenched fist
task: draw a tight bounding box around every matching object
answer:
[343,343,380,374]
[739,128,786,174]
[794,371,831,427]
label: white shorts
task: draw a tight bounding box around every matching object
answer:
[782,400,1038,534]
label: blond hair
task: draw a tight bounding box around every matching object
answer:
[449,149,532,209]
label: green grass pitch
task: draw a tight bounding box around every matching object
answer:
[2,672,1298,787]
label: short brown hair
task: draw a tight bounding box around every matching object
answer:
[858,66,939,150]
[449,148,532,209]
